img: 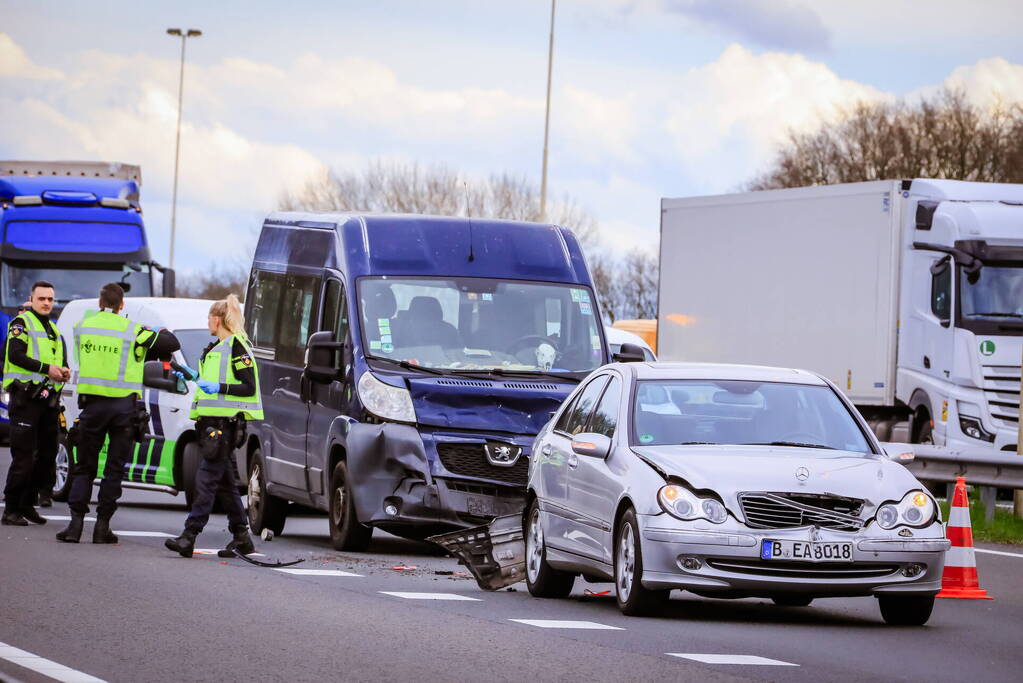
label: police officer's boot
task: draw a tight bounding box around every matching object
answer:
[92,516,119,544]
[225,524,256,556]
[165,529,197,558]
[2,509,29,526]
[55,513,84,542]
[20,491,47,524]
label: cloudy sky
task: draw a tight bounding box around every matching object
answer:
[3,0,1023,274]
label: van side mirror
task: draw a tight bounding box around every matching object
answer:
[571,432,612,459]
[613,342,646,363]
[142,360,188,395]
[305,330,343,383]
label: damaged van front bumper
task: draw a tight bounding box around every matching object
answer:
[346,422,528,532]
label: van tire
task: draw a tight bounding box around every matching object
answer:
[181,442,200,509]
[329,461,373,551]
[247,450,287,535]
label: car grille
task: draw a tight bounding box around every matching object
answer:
[981,364,1020,426]
[739,493,864,531]
[436,442,528,487]
[706,558,898,580]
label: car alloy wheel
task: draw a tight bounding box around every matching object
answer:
[527,507,544,584]
[617,522,636,603]
[54,443,69,494]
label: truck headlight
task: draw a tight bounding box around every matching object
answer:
[956,401,995,443]
[658,484,727,524]
[876,490,937,529]
[357,371,416,423]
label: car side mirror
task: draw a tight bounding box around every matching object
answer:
[142,361,188,395]
[880,442,915,463]
[305,330,343,383]
[571,432,612,459]
[613,342,646,363]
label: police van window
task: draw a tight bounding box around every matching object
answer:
[276,274,319,366]
[320,278,348,369]
[249,270,284,349]
[589,376,622,438]
[557,375,609,436]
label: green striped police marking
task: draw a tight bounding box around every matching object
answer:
[979,340,996,356]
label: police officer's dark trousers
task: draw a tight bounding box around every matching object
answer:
[185,416,247,533]
[67,395,135,518]
[4,384,60,513]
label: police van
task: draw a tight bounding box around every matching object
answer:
[54,297,215,505]
[239,213,622,549]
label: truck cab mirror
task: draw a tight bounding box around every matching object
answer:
[162,267,176,297]
[880,442,915,463]
[305,330,343,383]
[613,342,646,363]
[142,360,188,395]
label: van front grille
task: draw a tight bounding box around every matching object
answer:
[436,442,529,487]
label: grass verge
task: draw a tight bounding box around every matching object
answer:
[939,493,1023,545]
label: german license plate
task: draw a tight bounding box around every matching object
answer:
[466,495,495,517]
[761,539,852,562]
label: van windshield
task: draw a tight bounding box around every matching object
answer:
[358,277,605,373]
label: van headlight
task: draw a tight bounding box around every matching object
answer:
[658,484,728,524]
[875,490,937,529]
[357,372,416,423]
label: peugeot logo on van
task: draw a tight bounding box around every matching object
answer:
[484,442,522,467]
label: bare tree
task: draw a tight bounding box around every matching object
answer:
[177,262,249,301]
[749,89,1023,189]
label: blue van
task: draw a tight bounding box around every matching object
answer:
[241,213,614,549]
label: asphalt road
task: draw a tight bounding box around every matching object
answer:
[2,448,1022,683]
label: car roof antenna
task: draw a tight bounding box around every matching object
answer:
[464,181,475,263]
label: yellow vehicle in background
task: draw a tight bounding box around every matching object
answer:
[611,319,656,355]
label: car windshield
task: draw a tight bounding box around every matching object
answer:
[1,263,152,307]
[631,379,872,454]
[960,265,1023,320]
[173,328,214,368]
[358,276,604,373]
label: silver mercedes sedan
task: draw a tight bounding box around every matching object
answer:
[525,362,949,624]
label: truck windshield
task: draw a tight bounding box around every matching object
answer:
[960,265,1023,320]
[1,264,152,307]
[631,380,872,454]
[358,276,604,373]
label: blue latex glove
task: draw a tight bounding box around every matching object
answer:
[176,364,199,381]
[197,379,220,394]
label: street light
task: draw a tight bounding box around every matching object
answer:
[539,0,556,223]
[165,27,202,268]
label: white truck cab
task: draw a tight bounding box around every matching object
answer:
[54,297,215,502]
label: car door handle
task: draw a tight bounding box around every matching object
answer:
[567,453,578,469]
[541,443,552,456]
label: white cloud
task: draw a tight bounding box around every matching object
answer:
[940,57,1023,109]
[0,34,63,80]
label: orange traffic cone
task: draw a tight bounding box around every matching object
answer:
[936,477,992,599]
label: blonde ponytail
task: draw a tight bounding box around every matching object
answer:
[210,294,247,338]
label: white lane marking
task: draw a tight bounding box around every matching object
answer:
[113,530,174,538]
[42,515,97,522]
[975,547,1023,559]
[509,619,623,630]
[668,653,798,666]
[273,568,362,577]
[379,592,481,601]
[0,641,107,682]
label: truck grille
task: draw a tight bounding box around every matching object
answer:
[981,364,1020,426]
[738,493,864,531]
[436,443,528,487]
[706,558,898,580]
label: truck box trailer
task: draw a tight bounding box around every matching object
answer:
[658,179,1022,452]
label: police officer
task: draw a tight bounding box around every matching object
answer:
[2,281,70,526]
[56,283,179,543]
[166,294,261,557]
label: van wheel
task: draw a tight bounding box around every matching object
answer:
[248,450,287,535]
[525,499,575,598]
[181,441,200,509]
[615,508,669,616]
[329,461,372,551]
[52,434,73,502]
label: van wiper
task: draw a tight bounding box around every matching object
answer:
[971,312,1023,318]
[746,441,837,450]
[450,368,580,382]
[367,356,446,375]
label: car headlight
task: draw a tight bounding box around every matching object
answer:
[875,490,937,529]
[357,372,416,423]
[658,484,728,524]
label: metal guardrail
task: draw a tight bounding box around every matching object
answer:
[903,445,1023,489]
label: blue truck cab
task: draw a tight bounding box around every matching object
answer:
[241,213,610,548]
[0,161,174,435]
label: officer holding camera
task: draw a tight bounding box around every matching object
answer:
[2,281,70,526]
[56,283,179,544]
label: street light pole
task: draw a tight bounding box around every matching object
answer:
[166,27,202,268]
[539,0,556,223]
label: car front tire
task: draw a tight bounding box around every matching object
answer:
[771,595,814,607]
[328,461,373,551]
[525,499,575,598]
[878,595,935,625]
[615,508,669,616]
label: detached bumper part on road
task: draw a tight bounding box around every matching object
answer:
[346,423,525,531]
[638,514,948,598]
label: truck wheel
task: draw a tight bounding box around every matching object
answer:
[248,449,287,535]
[181,441,200,509]
[328,461,372,551]
[525,499,575,598]
[615,508,669,616]
[878,595,934,625]
[913,413,933,444]
[52,434,73,502]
